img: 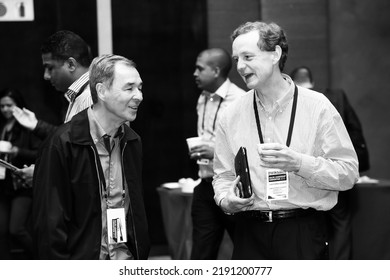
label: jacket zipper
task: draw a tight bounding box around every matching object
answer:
[90,145,103,198]
[90,145,104,258]
[122,141,140,259]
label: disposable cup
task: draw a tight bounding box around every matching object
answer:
[186,137,203,152]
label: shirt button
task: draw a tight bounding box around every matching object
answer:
[268,116,272,120]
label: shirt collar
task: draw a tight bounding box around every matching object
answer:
[256,74,294,111]
[214,78,231,99]
[88,107,107,145]
[277,74,295,109]
[64,72,89,102]
[87,107,123,145]
[202,78,231,100]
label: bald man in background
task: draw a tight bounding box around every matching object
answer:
[290,65,369,259]
[189,48,246,259]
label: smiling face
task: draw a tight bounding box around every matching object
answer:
[101,62,143,124]
[232,30,275,90]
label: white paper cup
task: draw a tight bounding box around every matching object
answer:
[179,178,201,193]
[0,141,12,153]
[186,137,203,152]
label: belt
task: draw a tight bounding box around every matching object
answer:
[237,208,315,223]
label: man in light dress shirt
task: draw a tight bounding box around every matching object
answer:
[12,30,93,184]
[213,21,359,259]
[189,48,246,259]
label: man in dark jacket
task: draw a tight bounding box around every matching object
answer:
[32,54,149,259]
[290,66,369,171]
[291,66,369,260]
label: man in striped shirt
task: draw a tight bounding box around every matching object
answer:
[12,30,93,184]
[13,30,93,138]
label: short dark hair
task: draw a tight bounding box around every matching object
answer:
[231,21,288,71]
[290,66,314,83]
[89,54,137,104]
[202,48,232,79]
[41,30,92,68]
[0,88,25,108]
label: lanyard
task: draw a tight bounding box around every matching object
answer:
[201,95,223,134]
[253,85,298,147]
[94,136,126,207]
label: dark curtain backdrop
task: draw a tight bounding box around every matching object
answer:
[112,0,208,245]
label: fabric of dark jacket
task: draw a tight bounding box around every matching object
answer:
[33,119,58,141]
[33,80,89,141]
[323,88,370,172]
[32,109,150,259]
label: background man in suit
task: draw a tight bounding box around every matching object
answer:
[291,65,370,259]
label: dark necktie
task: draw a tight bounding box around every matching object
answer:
[102,134,111,154]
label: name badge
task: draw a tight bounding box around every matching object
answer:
[266,169,289,201]
[107,208,127,244]
[197,159,210,165]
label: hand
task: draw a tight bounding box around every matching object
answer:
[13,164,35,187]
[258,143,302,172]
[10,146,19,156]
[219,176,254,214]
[189,142,214,160]
[12,106,38,131]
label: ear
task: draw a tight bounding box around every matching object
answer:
[66,57,78,72]
[95,83,106,102]
[272,46,282,66]
[214,66,221,77]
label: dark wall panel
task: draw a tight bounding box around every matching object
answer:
[207,0,261,90]
[329,0,390,178]
[261,0,329,90]
[112,0,208,245]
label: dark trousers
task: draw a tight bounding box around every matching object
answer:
[327,190,352,259]
[232,210,328,260]
[0,193,33,259]
[190,179,235,259]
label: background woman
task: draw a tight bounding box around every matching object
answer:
[0,88,40,259]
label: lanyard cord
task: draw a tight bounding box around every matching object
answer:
[253,85,298,147]
[95,138,126,207]
[201,95,224,134]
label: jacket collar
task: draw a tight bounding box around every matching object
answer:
[69,109,139,145]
